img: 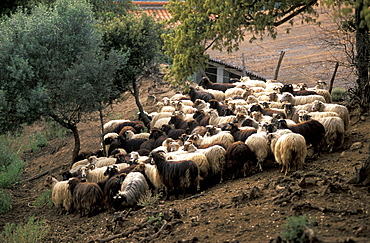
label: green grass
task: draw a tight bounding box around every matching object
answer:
[0,216,50,243]
[32,189,53,209]
[331,87,349,102]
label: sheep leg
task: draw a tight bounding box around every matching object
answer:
[257,160,263,172]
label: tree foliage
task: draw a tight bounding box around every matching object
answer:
[100,13,167,127]
[0,0,128,162]
[163,0,319,85]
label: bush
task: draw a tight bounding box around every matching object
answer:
[44,120,69,140]
[0,216,50,243]
[0,190,12,214]
[0,136,26,188]
[28,131,48,153]
[32,190,53,209]
[280,214,316,243]
[331,87,349,102]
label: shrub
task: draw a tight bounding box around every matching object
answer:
[137,191,162,207]
[0,216,50,243]
[32,190,53,209]
[331,87,349,102]
[280,214,315,243]
[0,135,26,188]
[28,131,48,153]
[0,190,12,214]
[44,120,69,140]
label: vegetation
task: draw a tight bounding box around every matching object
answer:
[0,190,12,214]
[0,0,128,163]
[163,0,370,112]
[32,189,53,209]
[0,216,50,242]
[331,87,349,102]
[280,214,316,243]
[100,13,167,128]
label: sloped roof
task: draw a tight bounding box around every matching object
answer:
[132,0,172,21]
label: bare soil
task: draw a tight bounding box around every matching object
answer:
[1,72,370,243]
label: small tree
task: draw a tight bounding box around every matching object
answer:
[0,0,128,164]
[100,13,167,128]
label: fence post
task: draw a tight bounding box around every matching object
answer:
[329,62,339,94]
[274,51,285,80]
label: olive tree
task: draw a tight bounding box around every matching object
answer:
[0,0,128,164]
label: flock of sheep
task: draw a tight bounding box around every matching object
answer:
[45,76,350,217]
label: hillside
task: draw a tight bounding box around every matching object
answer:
[1,72,370,242]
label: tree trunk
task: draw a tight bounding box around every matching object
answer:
[132,78,151,129]
[49,113,81,165]
[70,124,81,166]
[355,4,370,111]
[99,104,107,156]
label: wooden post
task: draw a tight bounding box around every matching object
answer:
[242,53,246,77]
[274,51,285,80]
[329,62,339,94]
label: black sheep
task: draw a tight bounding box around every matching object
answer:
[198,77,236,92]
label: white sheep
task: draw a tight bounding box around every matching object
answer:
[134,163,164,194]
[188,131,235,148]
[245,131,271,171]
[250,111,273,123]
[192,98,211,112]
[124,130,150,140]
[225,87,246,99]
[173,100,197,114]
[297,110,340,120]
[311,100,350,131]
[239,77,267,88]
[115,172,150,206]
[272,133,307,175]
[77,165,109,183]
[208,109,236,127]
[153,117,171,129]
[44,176,73,214]
[103,120,131,134]
[183,141,227,183]
[150,112,173,129]
[129,151,150,163]
[103,132,119,155]
[280,92,326,105]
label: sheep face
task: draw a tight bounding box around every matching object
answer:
[77,166,90,179]
[311,100,324,112]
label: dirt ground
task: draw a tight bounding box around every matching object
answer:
[1,71,370,243]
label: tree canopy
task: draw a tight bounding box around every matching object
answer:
[0,0,128,161]
[163,0,319,85]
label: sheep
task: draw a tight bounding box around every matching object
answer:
[170,93,190,101]
[209,99,234,116]
[157,101,176,113]
[153,117,171,129]
[149,112,173,129]
[250,111,273,124]
[149,151,199,199]
[282,103,315,122]
[68,177,104,217]
[311,100,350,131]
[195,86,226,102]
[172,100,197,114]
[103,119,131,134]
[280,92,326,105]
[198,77,236,92]
[245,130,271,171]
[192,99,211,112]
[224,141,255,179]
[185,86,215,103]
[124,129,150,141]
[103,132,120,156]
[248,104,286,119]
[234,113,259,129]
[295,82,332,103]
[300,114,345,152]
[129,151,150,164]
[277,119,326,157]
[168,114,196,130]
[102,172,123,213]
[208,109,236,127]
[114,172,150,207]
[188,131,234,148]
[77,165,109,183]
[297,110,340,120]
[272,133,307,175]
[44,176,73,214]
[192,110,210,126]
[111,121,145,134]
[225,87,246,100]
[110,136,148,155]
[133,163,164,195]
[239,77,267,88]
[280,83,318,96]
[166,151,210,187]
[183,141,227,183]
[222,122,257,141]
